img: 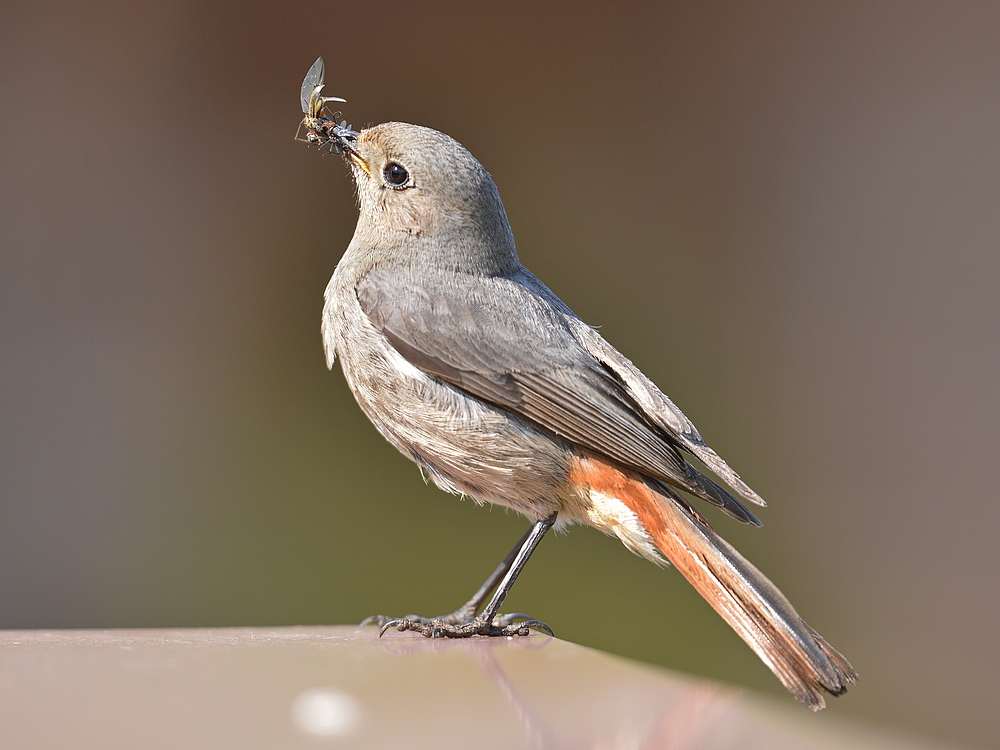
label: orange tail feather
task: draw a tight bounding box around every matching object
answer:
[572,453,856,710]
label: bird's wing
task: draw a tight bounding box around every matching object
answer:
[564,315,765,508]
[356,266,762,524]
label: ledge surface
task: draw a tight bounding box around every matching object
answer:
[0,626,960,749]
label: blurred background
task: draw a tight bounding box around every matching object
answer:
[2,1,998,747]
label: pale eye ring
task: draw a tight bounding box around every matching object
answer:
[383,162,409,187]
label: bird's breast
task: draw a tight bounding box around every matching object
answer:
[323,274,572,518]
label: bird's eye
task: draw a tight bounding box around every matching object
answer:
[383,162,409,187]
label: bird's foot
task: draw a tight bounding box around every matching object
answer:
[361,610,552,638]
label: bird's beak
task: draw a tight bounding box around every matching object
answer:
[325,125,371,176]
[345,148,371,177]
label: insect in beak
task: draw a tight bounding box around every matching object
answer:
[295,57,357,153]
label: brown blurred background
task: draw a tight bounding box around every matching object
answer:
[2,1,998,746]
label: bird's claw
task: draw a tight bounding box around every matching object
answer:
[361,611,552,638]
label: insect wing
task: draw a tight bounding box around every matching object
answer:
[300,57,326,116]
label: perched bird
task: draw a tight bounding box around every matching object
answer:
[310,112,856,710]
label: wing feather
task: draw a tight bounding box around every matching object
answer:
[357,267,762,523]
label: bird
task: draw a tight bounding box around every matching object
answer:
[307,105,856,710]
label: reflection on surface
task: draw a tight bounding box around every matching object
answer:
[370,630,791,750]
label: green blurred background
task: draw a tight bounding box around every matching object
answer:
[2,1,998,747]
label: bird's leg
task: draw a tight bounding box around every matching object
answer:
[421,524,538,626]
[362,525,531,629]
[363,514,557,637]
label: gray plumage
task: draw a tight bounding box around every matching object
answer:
[324,123,757,523]
[318,121,856,708]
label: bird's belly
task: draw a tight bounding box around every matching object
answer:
[334,320,570,519]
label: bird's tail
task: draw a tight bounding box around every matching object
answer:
[571,452,857,710]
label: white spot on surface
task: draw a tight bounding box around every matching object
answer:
[291,687,361,737]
